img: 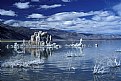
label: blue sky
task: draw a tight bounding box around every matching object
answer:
[0,0,121,34]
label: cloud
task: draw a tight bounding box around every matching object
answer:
[4,19,16,25]
[4,20,48,29]
[106,16,120,21]
[14,2,30,9]
[40,4,62,9]
[31,0,39,2]
[0,19,3,21]
[0,9,16,16]
[61,0,72,2]
[92,11,120,22]
[113,3,121,16]
[63,21,74,26]
[47,12,93,21]
[4,10,121,34]
[27,13,45,18]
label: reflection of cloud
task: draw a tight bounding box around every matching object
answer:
[0,9,16,16]
[14,2,30,9]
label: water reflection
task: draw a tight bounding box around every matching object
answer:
[28,48,52,59]
[66,47,84,57]
[47,47,85,71]
[13,46,54,58]
[93,67,121,81]
[1,47,54,68]
[0,43,13,57]
[0,68,31,81]
[1,40,121,81]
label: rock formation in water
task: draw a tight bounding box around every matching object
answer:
[29,31,52,45]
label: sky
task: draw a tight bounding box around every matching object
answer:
[0,0,121,34]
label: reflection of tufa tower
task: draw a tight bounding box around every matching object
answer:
[30,31,52,46]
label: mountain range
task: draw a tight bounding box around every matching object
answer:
[1,22,121,41]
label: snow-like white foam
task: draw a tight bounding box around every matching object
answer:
[1,54,45,68]
[93,64,108,74]
[107,58,120,68]
[93,56,121,75]
[1,59,44,68]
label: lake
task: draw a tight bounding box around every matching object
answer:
[0,40,121,81]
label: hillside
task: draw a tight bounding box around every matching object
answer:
[0,23,29,40]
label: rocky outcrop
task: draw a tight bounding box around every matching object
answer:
[30,31,52,45]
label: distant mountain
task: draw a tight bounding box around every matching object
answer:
[0,23,29,40]
[0,23,64,40]
[1,22,121,40]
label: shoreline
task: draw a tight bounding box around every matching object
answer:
[1,39,121,43]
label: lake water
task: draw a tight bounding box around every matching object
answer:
[0,40,121,81]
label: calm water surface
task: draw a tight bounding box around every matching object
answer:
[0,40,121,81]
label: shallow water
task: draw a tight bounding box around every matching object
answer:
[0,40,121,81]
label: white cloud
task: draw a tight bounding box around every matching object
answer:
[106,16,120,22]
[27,13,45,18]
[113,3,121,16]
[62,0,71,2]
[63,21,74,26]
[47,12,92,21]
[98,11,110,17]
[92,15,120,22]
[40,4,62,9]
[92,15,102,21]
[14,2,30,9]
[92,11,120,22]
[31,0,39,2]
[0,19,3,21]
[4,10,121,34]
[4,20,48,29]
[4,19,16,25]
[0,9,16,16]
[45,11,121,34]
